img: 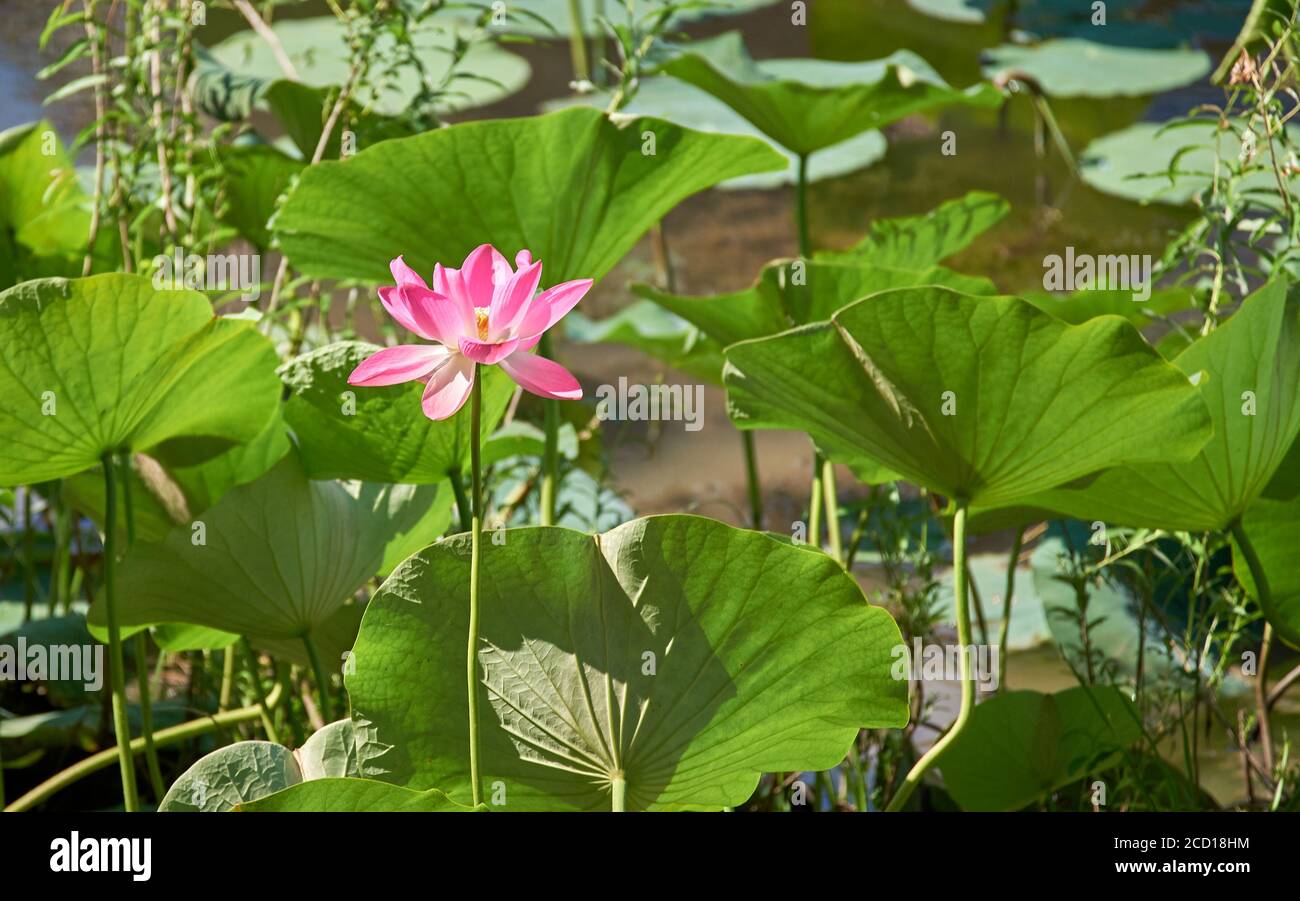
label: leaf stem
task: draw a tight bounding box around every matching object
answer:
[539,334,559,526]
[301,634,334,723]
[808,451,824,550]
[1232,521,1276,772]
[468,364,485,807]
[611,773,626,812]
[101,453,140,812]
[996,527,1025,691]
[448,468,473,534]
[566,0,590,82]
[796,153,812,257]
[117,452,165,801]
[822,458,842,563]
[741,431,763,530]
[886,503,974,812]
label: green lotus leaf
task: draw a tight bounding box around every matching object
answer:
[347,515,908,810]
[817,191,1010,268]
[238,779,473,812]
[86,451,439,640]
[723,287,1212,508]
[1021,286,1195,325]
[160,719,363,812]
[280,341,515,484]
[0,274,281,486]
[549,76,886,189]
[159,741,301,812]
[636,257,997,348]
[204,16,530,117]
[1236,491,1300,647]
[216,144,304,250]
[1023,279,1300,531]
[934,686,1142,811]
[272,106,786,286]
[0,121,89,267]
[660,32,1002,156]
[982,39,1210,98]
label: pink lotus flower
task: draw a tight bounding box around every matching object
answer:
[348,245,591,419]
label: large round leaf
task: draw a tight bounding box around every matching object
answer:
[272,106,786,286]
[550,76,887,190]
[723,287,1212,508]
[1023,279,1300,531]
[660,33,1002,156]
[934,686,1142,811]
[87,451,442,640]
[280,342,515,484]
[487,0,780,37]
[347,515,908,811]
[0,274,281,486]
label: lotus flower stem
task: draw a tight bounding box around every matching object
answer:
[240,638,280,744]
[822,459,843,563]
[468,365,485,807]
[996,527,1025,691]
[886,503,974,812]
[100,453,140,812]
[742,431,763,530]
[1232,522,1276,772]
[301,634,334,723]
[118,453,165,803]
[540,333,561,526]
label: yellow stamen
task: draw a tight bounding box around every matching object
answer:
[474,307,490,341]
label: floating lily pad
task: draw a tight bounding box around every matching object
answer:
[486,0,780,37]
[981,39,1210,98]
[204,16,530,117]
[347,515,908,810]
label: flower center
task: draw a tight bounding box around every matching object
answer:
[474,307,490,341]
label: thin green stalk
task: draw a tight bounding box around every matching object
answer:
[101,454,140,812]
[566,0,589,82]
[741,431,763,530]
[1233,522,1276,772]
[539,333,560,526]
[796,153,812,257]
[886,503,974,812]
[301,634,334,723]
[21,488,35,621]
[5,683,282,813]
[239,638,279,744]
[996,527,1025,692]
[467,365,485,806]
[808,452,824,550]
[448,468,473,534]
[119,453,164,802]
[822,459,843,563]
[846,506,871,570]
[611,773,626,812]
[219,644,235,711]
[52,482,72,613]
